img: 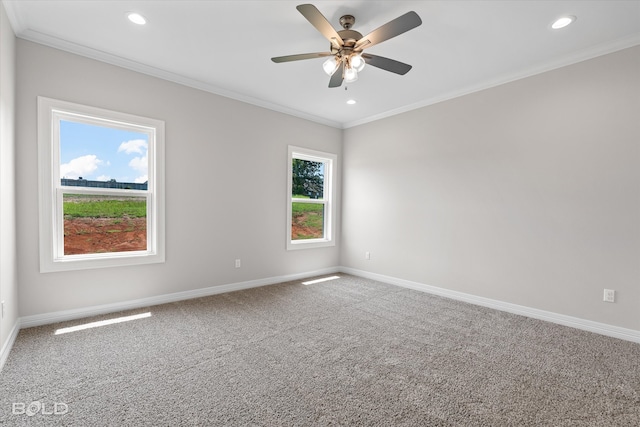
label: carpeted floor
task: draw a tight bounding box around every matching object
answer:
[1,274,639,426]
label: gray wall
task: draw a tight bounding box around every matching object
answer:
[16,40,341,317]
[10,35,640,335]
[342,46,640,331]
[0,3,18,356]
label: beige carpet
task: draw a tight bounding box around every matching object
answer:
[1,274,639,426]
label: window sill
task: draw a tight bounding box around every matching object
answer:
[41,250,165,273]
[287,238,335,251]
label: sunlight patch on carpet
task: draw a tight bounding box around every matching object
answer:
[54,312,152,335]
[302,275,341,285]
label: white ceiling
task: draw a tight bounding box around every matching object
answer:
[4,1,640,128]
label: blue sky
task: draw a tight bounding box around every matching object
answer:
[60,120,149,184]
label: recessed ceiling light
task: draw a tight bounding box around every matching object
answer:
[346,99,357,105]
[551,15,576,30]
[127,12,147,25]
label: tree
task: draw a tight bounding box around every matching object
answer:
[292,159,324,199]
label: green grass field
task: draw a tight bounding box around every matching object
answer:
[292,195,324,239]
[63,194,147,218]
[64,194,321,240]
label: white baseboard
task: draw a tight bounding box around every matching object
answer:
[0,320,20,372]
[340,267,640,344]
[20,267,340,329]
[8,264,638,373]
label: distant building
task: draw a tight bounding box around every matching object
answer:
[61,177,148,190]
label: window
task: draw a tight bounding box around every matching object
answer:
[38,97,165,272]
[287,146,336,250]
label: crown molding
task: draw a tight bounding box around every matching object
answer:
[4,0,639,131]
[2,0,25,35]
[14,27,344,129]
[343,33,640,129]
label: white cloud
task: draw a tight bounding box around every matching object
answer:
[118,139,147,155]
[129,151,148,184]
[129,152,147,173]
[60,155,102,179]
[96,175,111,181]
[118,139,148,183]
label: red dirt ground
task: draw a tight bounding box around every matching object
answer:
[291,213,323,240]
[65,215,320,254]
[64,217,147,255]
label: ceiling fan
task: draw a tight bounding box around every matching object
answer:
[271,4,422,88]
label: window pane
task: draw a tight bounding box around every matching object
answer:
[291,202,324,240]
[63,194,147,255]
[60,120,149,189]
[292,159,324,199]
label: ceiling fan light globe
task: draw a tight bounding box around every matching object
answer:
[351,54,365,72]
[322,57,339,76]
[344,67,358,83]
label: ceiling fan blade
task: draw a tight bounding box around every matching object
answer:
[297,4,344,48]
[355,11,422,50]
[328,61,344,88]
[361,54,412,75]
[271,52,333,63]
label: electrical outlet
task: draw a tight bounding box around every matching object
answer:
[603,289,615,303]
[365,251,371,260]
[235,259,241,268]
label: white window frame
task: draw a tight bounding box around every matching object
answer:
[37,97,165,272]
[287,146,336,250]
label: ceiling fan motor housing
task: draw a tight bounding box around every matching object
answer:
[331,29,363,55]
